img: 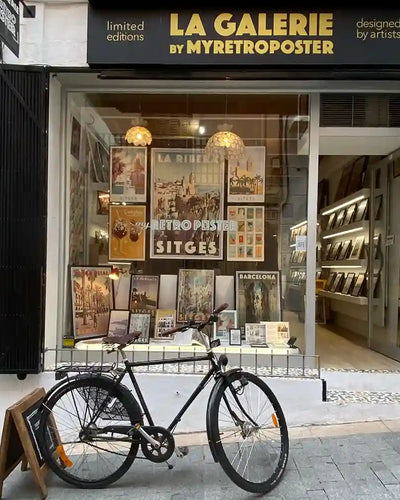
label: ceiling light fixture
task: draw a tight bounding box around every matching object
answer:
[205,122,245,162]
[125,116,152,146]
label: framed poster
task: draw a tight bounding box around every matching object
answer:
[107,309,129,337]
[341,273,356,295]
[229,328,242,346]
[227,205,264,261]
[262,321,290,345]
[70,117,81,161]
[333,208,346,228]
[110,146,147,203]
[338,240,351,260]
[351,273,366,297]
[245,323,267,345]
[343,203,356,226]
[348,236,364,259]
[129,275,159,315]
[177,269,214,322]
[154,309,177,339]
[353,199,369,222]
[109,205,146,261]
[227,146,265,202]
[236,271,281,327]
[128,312,151,343]
[70,266,114,339]
[213,310,237,340]
[69,169,85,265]
[97,190,110,215]
[324,272,337,291]
[325,212,336,231]
[150,148,224,260]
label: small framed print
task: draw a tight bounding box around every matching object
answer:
[129,275,159,315]
[325,272,337,291]
[353,199,369,222]
[343,204,356,226]
[213,309,237,340]
[128,312,151,343]
[328,241,342,260]
[154,309,176,339]
[326,213,336,231]
[229,328,242,346]
[245,323,267,345]
[341,272,356,295]
[321,243,332,261]
[334,208,346,228]
[338,240,351,260]
[351,273,366,297]
[331,272,344,293]
[348,236,364,260]
[107,309,130,338]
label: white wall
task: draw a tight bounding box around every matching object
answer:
[3,1,88,67]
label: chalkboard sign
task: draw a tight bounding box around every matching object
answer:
[0,387,56,499]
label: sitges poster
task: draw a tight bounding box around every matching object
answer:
[150,148,226,259]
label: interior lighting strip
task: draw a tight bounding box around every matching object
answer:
[290,220,307,230]
[321,195,366,216]
[321,265,363,269]
[322,227,363,239]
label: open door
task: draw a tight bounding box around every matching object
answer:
[0,65,48,374]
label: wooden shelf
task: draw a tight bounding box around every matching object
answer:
[318,290,368,305]
[320,188,370,215]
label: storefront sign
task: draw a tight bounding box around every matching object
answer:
[0,0,19,57]
[87,8,400,65]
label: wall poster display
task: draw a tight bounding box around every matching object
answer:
[227,146,265,203]
[154,309,177,339]
[236,271,281,327]
[227,206,264,261]
[109,205,146,261]
[177,269,214,322]
[70,266,114,339]
[129,275,159,316]
[150,148,224,260]
[110,146,147,203]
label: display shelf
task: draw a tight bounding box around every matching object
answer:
[320,259,368,268]
[318,290,368,305]
[321,188,370,216]
[320,220,369,239]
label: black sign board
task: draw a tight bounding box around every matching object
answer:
[0,0,19,57]
[87,8,400,66]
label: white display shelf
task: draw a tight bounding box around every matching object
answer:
[320,220,369,239]
[320,259,368,268]
[318,290,368,305]
[321,188,370,215]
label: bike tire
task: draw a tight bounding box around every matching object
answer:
[39,375,142,489]
[208,371,289,494]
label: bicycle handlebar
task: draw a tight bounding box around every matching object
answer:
[159,303,229,337]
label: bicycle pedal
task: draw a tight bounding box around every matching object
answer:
[175,446,189,458]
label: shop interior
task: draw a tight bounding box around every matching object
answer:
[64,88,400,370]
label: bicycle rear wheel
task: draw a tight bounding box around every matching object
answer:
[208,371,289,494]
[39,376,142,488]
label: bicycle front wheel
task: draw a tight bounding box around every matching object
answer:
[208,371,289,494]
[39,376,142,488]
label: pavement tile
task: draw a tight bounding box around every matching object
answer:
[368,461,399,485]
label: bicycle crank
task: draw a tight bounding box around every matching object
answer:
[139,425,175,463]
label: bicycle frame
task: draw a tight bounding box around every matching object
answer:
[111,349,220,433]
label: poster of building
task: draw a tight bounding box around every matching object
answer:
[177,269,214,322]
[109,205,146,261]
[110,146,147,203]
[227,206,264,261]
[227,146,265,202]
[150,148,224,259]
[236,271,281,327]
[70,266,114,339]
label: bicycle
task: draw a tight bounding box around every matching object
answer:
[39,303,289,494]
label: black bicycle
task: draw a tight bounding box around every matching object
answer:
[38,303,289,494]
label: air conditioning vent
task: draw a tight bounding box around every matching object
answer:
[320,94,400,127]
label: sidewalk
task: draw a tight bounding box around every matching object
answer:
[3,419,400,500]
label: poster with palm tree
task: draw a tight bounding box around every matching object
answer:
[70,266,114,339]
[228,146,265,203]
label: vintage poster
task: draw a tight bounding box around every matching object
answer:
[227,206,264,261]
[236,271,281,327]
[70,266,114,339]
[107,309,129,337]
[69,168,85,265]
[109,205,146,261]
[150,148,224,259]
[154,309,177,339]
[177,269,214,322]
[213,310,237,340]
[128,312,151,343]
[129,275,159,316]
[245,323,267,345]
[262,321,290,345]
[227,146,265,202]
[110,146,147,203]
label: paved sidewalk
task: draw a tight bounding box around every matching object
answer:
[3,420,400,500]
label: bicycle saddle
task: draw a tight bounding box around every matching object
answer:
[103,331,142,348]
